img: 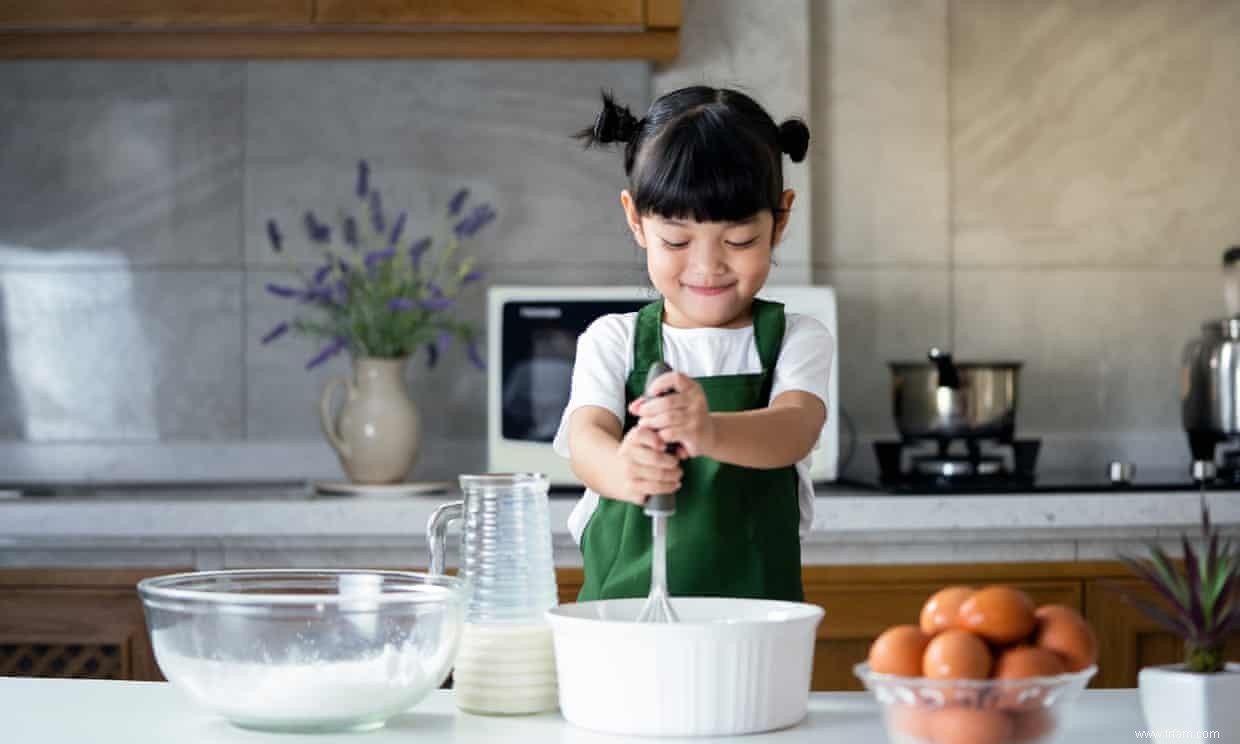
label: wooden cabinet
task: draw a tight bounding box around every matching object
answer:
[0,1,311,28]
[801,564,1082,692]
[0,0,681,60]
[1085,578,1240,688]
[8,562,1234,689]
[0,569,176,682]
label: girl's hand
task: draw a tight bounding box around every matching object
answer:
[611,425,682,505]
[629,371,716,459]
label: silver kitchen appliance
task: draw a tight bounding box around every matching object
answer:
[1181,246,1240,480]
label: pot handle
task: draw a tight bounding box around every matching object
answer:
[927,347,961,389]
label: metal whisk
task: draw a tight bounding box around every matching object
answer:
[636,360,680,624]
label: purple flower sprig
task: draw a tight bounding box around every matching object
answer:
[262,160,493,370]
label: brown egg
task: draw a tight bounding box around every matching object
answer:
[1034,604,1098,672]
[888,704,935,740]
[923,629,993,680]
[958,586,1036,645]
[995,646,1067,680]
[921,586,974,635]
[1010,708,1056,741]
[869,625,932,677]
[931,706,1015,744]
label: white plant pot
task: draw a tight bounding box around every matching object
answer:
[1139,663,1240,744]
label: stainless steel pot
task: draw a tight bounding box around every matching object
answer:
[1181,317,1240,460]
[889,348,1022,440]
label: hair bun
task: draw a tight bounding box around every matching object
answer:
[778,118,810,163]
[592,91,640,144]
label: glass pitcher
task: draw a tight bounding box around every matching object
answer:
[427,473,559,715]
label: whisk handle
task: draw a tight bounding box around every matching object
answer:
[643,360,678,517]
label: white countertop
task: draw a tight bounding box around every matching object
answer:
[3,678,1147,744]
[1,483,1237,569]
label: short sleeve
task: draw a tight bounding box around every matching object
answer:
[769,313,833,408]
[551,314,633,458]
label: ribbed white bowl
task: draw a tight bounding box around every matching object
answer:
[546,597,824,737]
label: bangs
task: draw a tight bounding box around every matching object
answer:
[630,108,781,224]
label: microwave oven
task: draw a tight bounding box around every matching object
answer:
[486,286,839,486]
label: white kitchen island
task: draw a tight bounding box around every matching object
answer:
[3,677,1149,743]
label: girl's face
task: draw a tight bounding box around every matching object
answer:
[621,189,795,328]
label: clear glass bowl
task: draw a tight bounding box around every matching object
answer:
[138,569,466,733]
[854,662,1097,744]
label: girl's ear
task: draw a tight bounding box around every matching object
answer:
[772,189,796,245]
[620,190,648,249]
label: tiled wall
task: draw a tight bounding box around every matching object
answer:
[0,60,650,479]
[4,0,1236,483]
[813,0,1240,474]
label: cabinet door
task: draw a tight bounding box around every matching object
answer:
[315,0,643,27]
[804,579,1082,692]
[0,588,160,681]
[0,1,311,28]
[1085,579,1240,688]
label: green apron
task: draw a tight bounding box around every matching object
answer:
[578,298,804,602]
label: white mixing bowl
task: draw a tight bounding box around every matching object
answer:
[546,597,824,737]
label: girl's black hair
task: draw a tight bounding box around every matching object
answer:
[576,86,810,224]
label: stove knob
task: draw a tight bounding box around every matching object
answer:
[1192,460,1217,484]
[1108,461,1136,486]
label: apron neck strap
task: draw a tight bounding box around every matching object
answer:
[632,298,786,375]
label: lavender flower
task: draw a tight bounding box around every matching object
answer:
[425,331,452,368]
[312,262,333,285]
[409,237,431,270]
[266,283,300,298]
[388,211,407,247]
[388,298,417,311]
[364,247,396,271]
[261,322,288,344]
[454,203,496,238]
[467,337,485,371]
[304,211,331,244]
[302,286,336,305]
[420,296,454,311]
[356,160,370,198]
[448,188,469,216]
[306,337,348,370]
[462,269,484,285]
[369,191,385,234]
[343,216,358,249]
[266,219,283,253]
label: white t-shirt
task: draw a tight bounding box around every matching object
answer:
[552,310,834,544]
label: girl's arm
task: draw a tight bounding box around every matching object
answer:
[707,391,825,469]
[568,406,682,504]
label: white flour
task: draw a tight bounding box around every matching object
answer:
[155,641,432,723]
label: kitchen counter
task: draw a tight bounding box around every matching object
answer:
[1,482,1237,568]
[4,678,1149,743]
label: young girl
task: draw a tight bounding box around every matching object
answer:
[552,86,833,602]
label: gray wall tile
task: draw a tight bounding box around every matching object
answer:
[0,62,243,268]
[0,269,242,441]
[244,61,646,267]
[953,0,1240,268]
[812,266,951,475]
[812,0,949,268]
[953,268,1217,437]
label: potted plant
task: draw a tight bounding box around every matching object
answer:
[262,160,494,484]
[1114,496,1239,743]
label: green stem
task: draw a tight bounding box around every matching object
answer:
[1186,641,1225,673]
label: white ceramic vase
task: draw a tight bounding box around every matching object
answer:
[1139,663,1240,744]
[319,356,420,484]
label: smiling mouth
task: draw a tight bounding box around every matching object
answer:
[682,282,736,297]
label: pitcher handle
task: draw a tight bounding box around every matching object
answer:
[427,500,464,575]
[319,376,352,460]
